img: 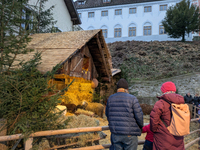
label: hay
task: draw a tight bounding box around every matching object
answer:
[31,138,50,150]
[66,114,99,128]
[64,115,101,147]
[60,77,94,106]
[75,108,94,117]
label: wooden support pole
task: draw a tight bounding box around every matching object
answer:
[95,34,110,82]
[0,121,195,143]
[194,105,197,119]
[185,129,200,136]
[0,126,109,142]
[24,137,33,150]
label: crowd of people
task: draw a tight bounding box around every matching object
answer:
[184,92,200,106]
[184,92,200,118]
[106,79,191,150]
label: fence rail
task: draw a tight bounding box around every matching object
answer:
[0,108,199,150]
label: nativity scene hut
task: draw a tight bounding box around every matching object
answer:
[15,29,115,107]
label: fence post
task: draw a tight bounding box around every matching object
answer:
[194,105,196,119]
[24,138,33,150]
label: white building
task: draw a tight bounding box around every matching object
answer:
[29,0,81,32]
[74,0,198,43]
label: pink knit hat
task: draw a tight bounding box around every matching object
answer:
[160,81,176,93]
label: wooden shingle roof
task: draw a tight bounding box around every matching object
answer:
[15,30,113,81]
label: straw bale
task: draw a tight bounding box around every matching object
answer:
[64,115,101,146]
[75,108,94,117]
[66,114,99,129]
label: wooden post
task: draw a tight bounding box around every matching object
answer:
[199,123,200,150]
[24,137,33,150]
[194,105,196,119]
[0,118,7,150]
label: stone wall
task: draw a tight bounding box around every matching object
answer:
[129,73,200,102]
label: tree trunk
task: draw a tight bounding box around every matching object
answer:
[182,32,185,42]
[0,0,5,73]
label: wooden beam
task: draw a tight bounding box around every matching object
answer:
[24,138,33,150]
[68,140,146,150]
[95,34,110,82]
[184,137,200,149]
[0,126,110,142]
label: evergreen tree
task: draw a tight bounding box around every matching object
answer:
[0,0,67,145]
[162,0,200,41]
[32,0,57,33]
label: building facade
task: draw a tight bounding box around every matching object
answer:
[75,0,198,43]
[29,0,81,32]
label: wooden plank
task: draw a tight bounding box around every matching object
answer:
[185,129,200,136]
[95,34,110,82]
[194,105,196,119]
[68,140,146,150]
[24,137,33,150]
[0,126,110,142]
[185,137,200,149]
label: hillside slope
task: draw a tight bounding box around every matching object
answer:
[108,41,200,81]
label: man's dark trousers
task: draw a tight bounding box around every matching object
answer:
[110,133,138,150]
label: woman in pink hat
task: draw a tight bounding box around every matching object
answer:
[150,81,185,150]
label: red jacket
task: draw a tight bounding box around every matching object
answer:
[150,93,185,150]
[142,124,154,142]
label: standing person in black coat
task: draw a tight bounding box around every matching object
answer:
[184,93,194,118]
[106,78,143,150]
[193,94,199,106]
[184,93,193,104]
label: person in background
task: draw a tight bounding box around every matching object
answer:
[193,94,200,118]
[184,93,193,104]
[193,94,199,106]
[106,78,143,150]
[184,93,194,118]
[142,124,154,150]
[150,81,185,150]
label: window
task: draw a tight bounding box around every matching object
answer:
[129,8,136,14]
[144,26,151,35]
[160,5,167,11]
[101,11,108,16]
[114,28,121,37]
[129,27,136,36]
[102,29,108,38]
[78,13,81,18]
[115,9,122,15]
[144,6,152,12]
[103,0,111,3]
[159,25,166,34]
[88,12,94,18]
[21,9,34,31]
[78,1,85,5]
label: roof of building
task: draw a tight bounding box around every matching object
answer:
[14,30,113,81]
[75,0,164,9]
[64,0,81,24]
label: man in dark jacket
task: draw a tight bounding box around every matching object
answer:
[193,94,199,106]
[106,78,143,150]
[184,93,193,104]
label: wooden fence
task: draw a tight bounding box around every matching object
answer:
[0,106,200,150]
